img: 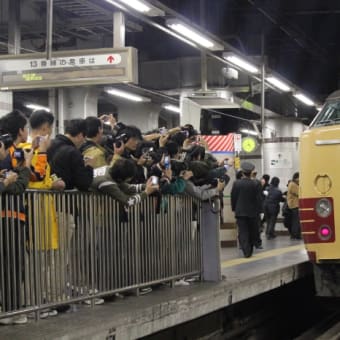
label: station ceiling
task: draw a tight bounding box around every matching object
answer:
[1,0,339,123]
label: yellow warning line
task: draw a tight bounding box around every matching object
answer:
[221,244,306,268]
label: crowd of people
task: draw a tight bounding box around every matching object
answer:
[0,109,231,325]
[231,162,302,258]
[0,108,302,324]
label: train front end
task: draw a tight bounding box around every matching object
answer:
[300,90,340,295]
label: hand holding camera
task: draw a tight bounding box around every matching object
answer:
[21,148,33,167]
[180,170,193,181]
[1,170,18,186]
[33,135,50,152]
[145,176,159,195]
[100,114,117,128]
[113,141,125,155]
[159,133,169,148]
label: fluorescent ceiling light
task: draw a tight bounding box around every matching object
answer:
[294,93,315,106]
[25,104,50,112]
[107,0,149,12]
[105,0,126,10]
[240,128,258,136]
[223,53,259,74]
[266,76,291,92]
[166,20,224,51]
[105,0,164,16]
[106,88,150,102]
[163,104,180,113]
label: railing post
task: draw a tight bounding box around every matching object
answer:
[201,200,221,281]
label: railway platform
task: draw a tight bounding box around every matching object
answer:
[0,235,311,340]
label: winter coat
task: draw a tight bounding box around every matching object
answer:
[47,134,93,191]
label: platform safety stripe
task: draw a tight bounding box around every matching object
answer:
[221,244,306,268]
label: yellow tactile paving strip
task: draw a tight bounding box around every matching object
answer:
[221,244,306,268]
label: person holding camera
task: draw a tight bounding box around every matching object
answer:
[91,158,158,207]
[0,110,32,325]
[0,136,26,191]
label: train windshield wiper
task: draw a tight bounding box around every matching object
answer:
[316,118,340,126]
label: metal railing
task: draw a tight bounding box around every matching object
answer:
[0,191,202,319]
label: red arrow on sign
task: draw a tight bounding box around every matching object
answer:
[107,55,115,63]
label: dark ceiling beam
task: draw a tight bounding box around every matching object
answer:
[247,0,329,61]
[285,10,340,16]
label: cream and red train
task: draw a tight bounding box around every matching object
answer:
[300,89,340,296]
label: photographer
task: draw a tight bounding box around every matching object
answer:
[0,110,31,325]
[18,110,65,191]
[0,135,26,192]
[109,125,143,165]
[91,158,158,207]
[0,110,33,171]
[80,116,109,168]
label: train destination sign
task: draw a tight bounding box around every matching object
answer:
[0,47,138,90]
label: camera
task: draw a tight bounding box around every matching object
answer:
[206,167,230,187]
[0,134,13,149]
[142,146,154,160]
[114,133,128,148]
[180,130,189,138]
[209,174,230,188]
[181,125,198,139]
[159,127,168,135]
[142,146,154,154]
[13,148,25,161]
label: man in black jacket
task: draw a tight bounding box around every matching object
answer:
[231,162,262,258]
[47,119,97,305]
[47,119,94,190]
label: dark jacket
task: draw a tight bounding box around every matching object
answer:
[264,185,284,215]
[47,134,93,190]
[231,177,262,218]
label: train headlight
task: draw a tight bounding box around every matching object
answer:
[315,198,332,218]
[318,225,332,241]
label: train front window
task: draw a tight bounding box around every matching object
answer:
[311,102,340,127]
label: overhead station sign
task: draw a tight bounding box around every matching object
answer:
[0,47,138,90]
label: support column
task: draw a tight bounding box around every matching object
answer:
[48,89,57,136]
[179,96,201,131]
[113,12,125,48]
[201,201,221,281]
[0,91,13,116]
[46,0,53,60]
[260,34,266,176]
[6,0,20,114]
[8,0,21,55]
[56,89,65,134]
[66,87,99,120]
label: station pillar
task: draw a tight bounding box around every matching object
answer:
[179,96,201,131]
[201,200,222,281]
[65,87,99,120]
[0,91,13,116]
